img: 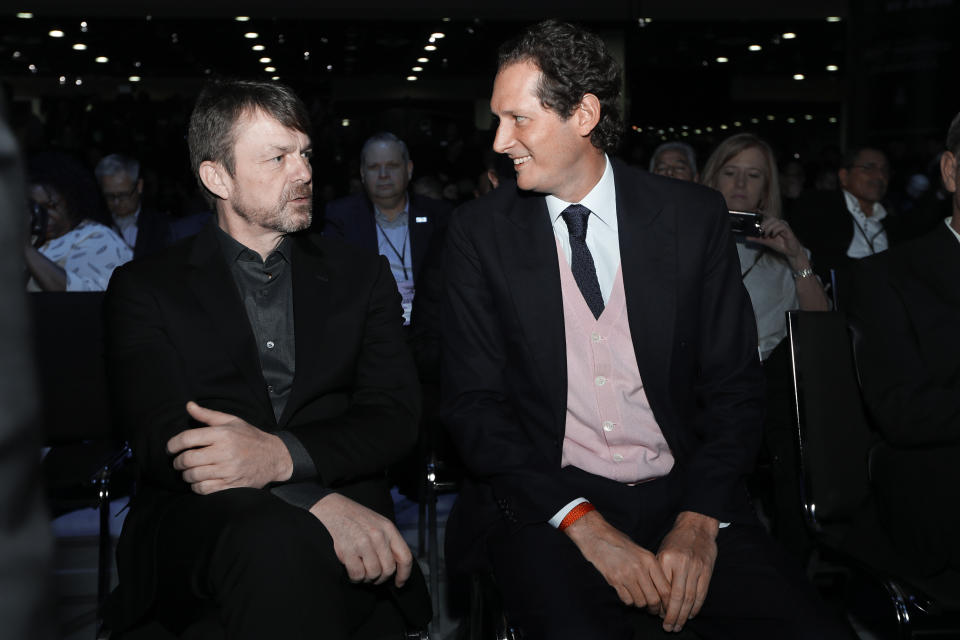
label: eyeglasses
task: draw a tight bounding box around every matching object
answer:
[850,163,890,178]
[102,183,139,203]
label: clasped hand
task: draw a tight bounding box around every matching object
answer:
[566,510,718,633]
[167,401,292,494]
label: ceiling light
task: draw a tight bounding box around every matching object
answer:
[407,75,418,81]
[49,30,65,38]
[244,32,258,39]
[129,75,141,82]
[272,76,280,81]
[424,45,437,51]
[716,56,728,63]
[134,61,141,68]
[748,44,762,52]
[72,43,87,51]
[412,66,423,72]
[694,128,702,134]
[787,117,796,123]
[326,64,333,70]
[793,73,805,80]
[16,12,33,18]
[441,17,451,22]
[28,64,37,73]
[644,17,653,23]
[341,119,350,127]
[804,114,814,120]
[12,51,21,59]
[782,32,797,39]
[264,66,276,72]
[826,64,839,72]
[80,21,88,32]
[720,124,728,130]
[303,51,310,60]
[430,32,445,39]
[733,121,742,127]
[766,115,775,120]
[252,44,265,51]
[259,57,271,63]
[95,56,108,63]
[59,76,66,85]
[826,16,842,22]
[828,116,838,123]
[681,131,689,137]
[235,16,250,22]
[705,126,713,132]
[75,78,83,86]
[750,117,759,124]
[417,57,428,63]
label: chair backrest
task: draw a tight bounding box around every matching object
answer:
[786,310,878,533]
[29,291,113,445]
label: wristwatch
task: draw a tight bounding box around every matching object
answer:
[793,267,815,280]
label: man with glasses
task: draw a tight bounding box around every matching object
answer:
[95,153,173,259]
[791,146,901,283]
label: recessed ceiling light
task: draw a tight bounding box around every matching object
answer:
[80,21,88,32]
[734,121,742,127]
[12,51,21,59]
[252,44,265,51]
[95,56,108,63]
[49,30,65,38]
[129,75,141,82]
[826,16,842,22]
[787,117,796,123]
[720,124,728,130]
[828,116,838,123]
[681,131,689,137]
[826,64,839,72]
[750,117,759,124]
[272,76,280,80]
[28,64,37,72]
[782,32,797,39]
[694,128,702,134]
[748,44,762,52]
[59,76,66,85]
[804,114,813,120]
[430,32,445,39]
[259,57,271,63]
[244,32,258,39]
[441,17,451,22]
[235,16,250,22]
[793,73,805,80]
[715,56,728,63]
[326,64,333,71]
[341,118,350,127]
[264,66,276,72]
[412,66,423,72]
[303,51,310,60]
[417,57,428,63]
[75,78,83,86]
[72,43,87,51]
[705,126,712,132]
[766,115,775,120]
[424,45,437,51]
[16,12,33,19]
[407,75,418,81]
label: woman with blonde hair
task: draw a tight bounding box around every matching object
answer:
[701,133,828,560]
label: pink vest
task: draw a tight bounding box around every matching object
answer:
[557,242,675,483]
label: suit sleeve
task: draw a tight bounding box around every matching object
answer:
[847,258,960,446]
[441,211,580,527]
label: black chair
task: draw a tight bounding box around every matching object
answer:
[31,291,132,637]
[786,310,960,638]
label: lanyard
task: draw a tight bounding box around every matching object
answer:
[376,222,409,280]
[852,216,883,255]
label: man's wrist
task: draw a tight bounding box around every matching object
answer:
[674,511,720,539]
[271,433,295,482]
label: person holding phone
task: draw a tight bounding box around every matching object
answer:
[701,133,828,559]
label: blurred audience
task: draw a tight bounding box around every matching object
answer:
[95,153,174,260]
[846,111,960,576]
[25,152,132,291]
[649,141,698,181]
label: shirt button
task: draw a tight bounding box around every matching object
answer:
[595,376,606,386]
[267,385,274,392]
[266,340,275,349]
[591,332,602,343]
[612,453,624,462]
[603,421,615,432]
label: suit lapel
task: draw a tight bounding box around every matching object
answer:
[613,162,677,419]
[186,225,274,419]
[279,234,333,426]
[408,201,431,280]
[498,192,568,432]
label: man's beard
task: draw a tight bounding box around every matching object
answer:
[233,183,313,233]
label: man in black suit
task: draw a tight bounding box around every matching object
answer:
[95,153,174,260]
[442,20,851,639]
[847,112,960,577]
[104,80,429,639]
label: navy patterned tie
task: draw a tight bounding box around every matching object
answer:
[561,204,604,319]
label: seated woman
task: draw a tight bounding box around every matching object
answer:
[25,152,132,292]
[701,133,829,560]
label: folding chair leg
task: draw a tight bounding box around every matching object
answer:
[96,470,112,636]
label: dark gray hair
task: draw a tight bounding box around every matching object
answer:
[94,153,140,182]
[946,112,960,156]
[360,132,410,167]
[649,142,697,175]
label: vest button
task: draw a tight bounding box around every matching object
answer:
[595,376,606,386]
[591,332,602,343]
[612,453,624,462]
[603,421,615,432]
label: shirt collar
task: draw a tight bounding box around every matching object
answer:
[545,155,617,233]
[946,217,960,246]
[112,206,140,230]
[215,225,291,264]
[842,189,887,222]
[374,196,410,229]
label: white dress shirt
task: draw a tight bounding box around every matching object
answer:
[843,190,889,258]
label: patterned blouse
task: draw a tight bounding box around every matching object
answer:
[28,220,133,292]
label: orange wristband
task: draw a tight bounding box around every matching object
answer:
[558,502,595,531]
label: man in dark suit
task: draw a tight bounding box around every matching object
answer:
[95,153,174,260]
[847,112,960,577]
[442,20,851,639]
[104,80,429,639]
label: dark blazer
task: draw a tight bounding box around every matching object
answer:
[322,192,451,283]
[119,206,173,260]
[846,221,960,574]
[789,190,901,279]
[104,224,423,624]
[441,160,765,565]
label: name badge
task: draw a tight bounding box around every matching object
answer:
[415,216,428,223]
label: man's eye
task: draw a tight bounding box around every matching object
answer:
[273,156,284,163]
[302,150,313,160]
[515,115,527,122]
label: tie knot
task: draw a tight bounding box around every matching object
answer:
[561,204,591,241]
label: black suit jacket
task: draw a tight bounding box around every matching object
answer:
[846,221,960,573]
[104,224,423,623]
[116,206,173,260]
[441,161,764,564]
[322,192,451,283]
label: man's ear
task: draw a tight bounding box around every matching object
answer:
[575,93,602,138]
[838,167,850,191]
[135,178,144,195]
[407,161,414,182]
[198,161,229,201]
[940,151,957,194]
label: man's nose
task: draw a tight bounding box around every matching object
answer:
[292,154,312,182]
[492,122,512,155]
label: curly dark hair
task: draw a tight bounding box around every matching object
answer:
[498,19,623,153]
[27,151,109,229]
